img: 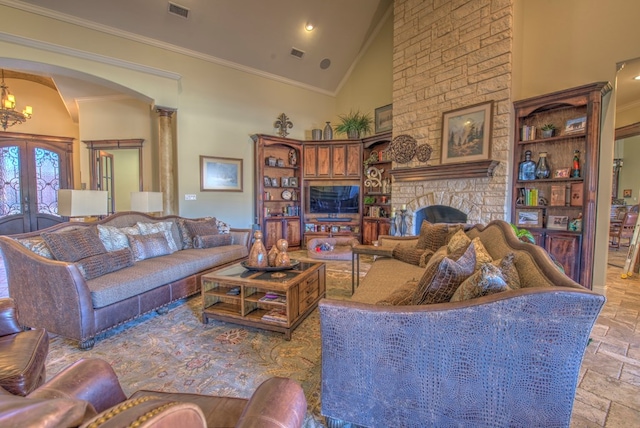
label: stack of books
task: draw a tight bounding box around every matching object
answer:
[259,292,286,303]
[262,308,287,323]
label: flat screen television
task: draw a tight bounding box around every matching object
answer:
[308,185,360,214]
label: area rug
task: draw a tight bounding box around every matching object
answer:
[45,251,371,427]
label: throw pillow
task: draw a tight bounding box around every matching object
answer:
[419,249,435,268]
[493,252,521,290]
[41,227,107,262]
[137,221,179,253]
[16,237,53,259]
[75,248,134,280]
[412,242,477,305]
[376,280,419,306]
[450,263,509,302]
[97,224,136,252]
[216,219,231,234]
[471,237,493,269]
[193,234,233,249]
[392,244,428,266]
[415,221,450,251]
[127,232,172,261]
[447,229,471,254]
[184,218,219,238]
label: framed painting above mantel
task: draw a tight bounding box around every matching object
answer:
[441,101,493,165]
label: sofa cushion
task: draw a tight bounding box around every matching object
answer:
[471,237,493,269]
[415,221,450,251]
[449,263,508,302]
[419,249,435,268]
[15,237,53,259]
[185,218,219,237]
[137,221,179,253]
[412,243,476,305]
[0,328,48,396]
[392,244,429,266]
[493,252,521,290]
[351,258,426,304]
[41,227,107,262]
[75,248,134,280]
[193,234,232,249]
[376,279,419,305]
[127,233,173,261]
[447,229,471,254]
[97,225,139,252]
[87,245,249,308]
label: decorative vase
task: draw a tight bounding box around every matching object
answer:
[518,150,536,181]
[535,152,550,179]
[267,245,279,267]
[323,122,333,140]
[311,129,322,140]
[274,239,291,266]
[347,129,359,139]
[248,230,268,267]
[542,129,554,138]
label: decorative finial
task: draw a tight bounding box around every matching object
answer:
[274,113,293,137]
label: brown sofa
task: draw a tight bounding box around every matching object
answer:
[0,358,307,427]
[320,220,606,427]
[0,212,251,349]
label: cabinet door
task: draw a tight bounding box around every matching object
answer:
[362,219,377,245]
[531,231,545,247]
[346,143,362,177]
[285,218,301,247]
[332,145,347,177]
[378,220,391,237]
[303,146,317,178]
[317,146,331,177]
[265,219,283,249]
[545,233,581,282]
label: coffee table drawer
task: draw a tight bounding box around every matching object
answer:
[299,273,319,312]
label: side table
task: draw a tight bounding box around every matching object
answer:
[351,244,393,294]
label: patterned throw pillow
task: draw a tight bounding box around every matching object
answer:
[137,221,179,253]
[412,242,477,305]
[392,244,429,266]
[415,221,450,251]
[193,234,233,249]
[471,237,493,269]
[376,280,419,306]
[215,219,231,234]
[127,232,172,261]
[75,248,134,280]
[97,225,138,252]
[449,263,509,302]
[419,249,435,268]
[447,229,471,254]
[493,252,521,290]
[184,218,219,237]
[16,236,53,259]
[41,227,107,262]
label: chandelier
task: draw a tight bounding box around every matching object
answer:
[1,70,33,131]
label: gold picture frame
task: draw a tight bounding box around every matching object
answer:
[441,101,493,164]
[200,156,243,192]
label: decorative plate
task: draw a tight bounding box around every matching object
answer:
[388,134,417,164]
[416,144,433,162]
[241,259,300,271]
[281,189,293,200]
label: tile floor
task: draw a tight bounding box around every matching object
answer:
[0,248,639,426]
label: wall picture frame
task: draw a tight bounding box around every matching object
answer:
[547,215,569,230]
[441,101,493,164]
[281,177,290,187]
[565,116,586,134]
[623,188,633,198]
[554,168,570,178]
[263,176,271,187]
[200,156,243,192]
[515,208,543,228]
[289,177,298,187]
[375,104,393,133]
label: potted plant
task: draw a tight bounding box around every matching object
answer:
[541,124,556,138]
[510,223,535,244]
[335,110,372,139]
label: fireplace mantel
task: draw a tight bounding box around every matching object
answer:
[390,160,499,182]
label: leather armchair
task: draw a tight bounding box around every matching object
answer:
[0,358,308,428]
[0,298,49,396]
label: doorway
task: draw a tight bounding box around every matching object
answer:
[0,132,73,234]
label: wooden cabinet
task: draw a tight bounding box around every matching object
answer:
[512,82,611,288]
[303,220,361,247]
[252,134,303,249]
[303,141,361,179]
[362,218,391,245]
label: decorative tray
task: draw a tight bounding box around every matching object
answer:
[241,260,300,271]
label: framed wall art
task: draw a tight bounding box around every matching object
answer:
[375,104,393,133]
[441,101,493,164]
[565,116,586,134]
[515,208,543,228]
[200,156,243,192]
[623,189,633,198]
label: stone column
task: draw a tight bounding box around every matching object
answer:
[156,108,177,215]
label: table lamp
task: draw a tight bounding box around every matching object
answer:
[57,189,108,221]
[130,191,163,214]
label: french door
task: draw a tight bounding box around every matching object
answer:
[0,132,73,235]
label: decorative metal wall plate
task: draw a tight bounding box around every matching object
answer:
[416,144,433,162]
[388,134,417,164]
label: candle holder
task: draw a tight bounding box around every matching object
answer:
[396,209,408,237]
[389,213,397,236]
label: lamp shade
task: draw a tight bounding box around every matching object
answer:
[57,190,108,217]
[130,192,163,213]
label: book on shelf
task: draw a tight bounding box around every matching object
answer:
[521,125,537,141]
[259,292,286,303]
[518,188,539,206]
[261,308,287,323]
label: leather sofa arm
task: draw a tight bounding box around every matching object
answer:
[28,358,126,414]
[0,298,22,336]
[236,377,307,428]
[230,228,252,251]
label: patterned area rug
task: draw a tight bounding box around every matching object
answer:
[45,251,371,427]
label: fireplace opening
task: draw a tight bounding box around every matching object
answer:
[414,205,468,234]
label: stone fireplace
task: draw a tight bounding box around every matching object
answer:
[413,205,468,234]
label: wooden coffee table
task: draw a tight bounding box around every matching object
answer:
[201,261,325,340]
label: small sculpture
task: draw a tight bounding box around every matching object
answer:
[274,239,291,266]
[248,230,268,267]
[274,113,293,138]
[267,245,279,267]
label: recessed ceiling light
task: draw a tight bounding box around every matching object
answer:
[305,22,314,31]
